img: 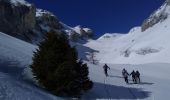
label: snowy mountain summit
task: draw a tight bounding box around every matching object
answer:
[86,0,170,64]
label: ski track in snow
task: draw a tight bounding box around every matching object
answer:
[104,77,112,100]
[83,63,157,100]
[107,68,142,100]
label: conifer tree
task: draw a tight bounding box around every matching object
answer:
[30,30,93,97]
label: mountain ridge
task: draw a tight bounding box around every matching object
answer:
[0,0,94,44]
[86,0,170,64]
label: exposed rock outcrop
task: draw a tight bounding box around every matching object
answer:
[30,9,63,43]
[0,0,94,43]
[35,9,63,32]
[141,0,170,31]
[73,25,94,38]
[0,0,36,37]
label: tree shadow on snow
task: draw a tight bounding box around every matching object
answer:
[83,82,151,99]
[75,44,99,61]
[0,60,24,78]
[109,75,124,79]
[109,75,134,82]
[138,82,154,85]
[109,75,154,85]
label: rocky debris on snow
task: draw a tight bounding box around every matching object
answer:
[141,0,170,31]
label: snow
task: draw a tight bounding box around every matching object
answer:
[0,32,36,66]
[79,3,170,99]
[0,32,63,100]
[85,13,170,64]
[0,15,170,99]
[0,0,170,99]
[73,25,92,34]
[82,62,170,100]
[83,28,91,32]
[73,25,82,34]
[146,1,170,24]
[36,9,55,17]
[60,22,73,30]
[0,72,63,100]
[98,33,124,40]
[9,0,31,6]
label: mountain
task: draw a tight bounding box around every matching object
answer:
[0,0,35,39]
[0,29,169,100]
[61,24,93,42]
[81,1,170,99]
[85,0,170,64]
[0,0,94,44]
[0,0,170,99]
[141,0,170,31]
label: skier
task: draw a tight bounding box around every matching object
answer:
[130,70,137,83]
[122,68,126,77]
[103,64,110,77]
[122,68,129,84]
[135,70,140,83]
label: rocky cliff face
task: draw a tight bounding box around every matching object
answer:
[0,0,36,37]
[35,9,63,32]
[0,0,94,43]
[141,0,170,31]
[33,10,94,43]
[29,9,64,43]
[73,25,93,38]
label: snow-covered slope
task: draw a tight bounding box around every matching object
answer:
[1,0,170,99]
[98,33,124,40]
[0,32,64,100]
[85,6,170,64]
[83,62,170,100]
[1,30,170,100]
[84,0,170,64]
[81,3,170,99]
[0,32,36,66]
[82,9,170,98]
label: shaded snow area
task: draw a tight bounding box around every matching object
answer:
[0,32,63,100]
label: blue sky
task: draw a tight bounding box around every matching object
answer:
[26,0,165,37]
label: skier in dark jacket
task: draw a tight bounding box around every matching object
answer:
[103,64,110,77]
[122,68,129,84]
[122,68,126,76]
[130,70,136,83]
[135,70,140,83]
